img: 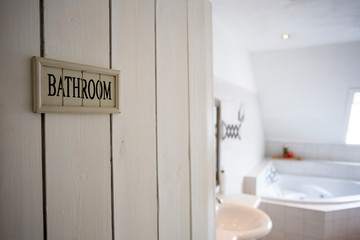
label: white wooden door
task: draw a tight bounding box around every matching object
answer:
[0,0,43,239]
[112,0,158,239]
[0,0,215,239]
[188,0,216,239]
[156,0,191,239]
[44,0,112,239]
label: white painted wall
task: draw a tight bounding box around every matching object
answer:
[252,41,360,144]
[0,0,215,239]
[213,16,265,194]
[252,41,360,161]
[213,18,257,92]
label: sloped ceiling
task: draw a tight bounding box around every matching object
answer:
[252,41,360,144]
[212,0,360,52]
[212,0,360,144]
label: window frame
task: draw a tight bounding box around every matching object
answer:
[344,88,360,146]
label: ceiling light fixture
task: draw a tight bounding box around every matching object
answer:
[282,34,290,40]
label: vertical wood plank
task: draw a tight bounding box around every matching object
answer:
[156,0,191,239]
[0,0,43,239]
[188,1,216,239]
[112,0,158,239]
[44,0,112,239]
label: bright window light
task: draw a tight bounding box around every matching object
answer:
[346,92,360,145]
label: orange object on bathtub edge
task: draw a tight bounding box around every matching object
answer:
[272,156,303,161]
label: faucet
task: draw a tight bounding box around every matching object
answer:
[266,165,277,183]
[215,196,223,212]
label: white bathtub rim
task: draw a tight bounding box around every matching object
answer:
[260,174,360,204]
[261,194,360,205]
[261,197,360,212]
[272,172,360,183]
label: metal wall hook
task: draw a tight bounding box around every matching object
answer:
[221,121,242,140]
[221,104,245,140]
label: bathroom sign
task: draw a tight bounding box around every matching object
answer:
[32,56,120,114]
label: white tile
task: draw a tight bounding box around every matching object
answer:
[285,216,304,235]
[329,237,346,240]
[264,230,284,240]
[341,148,360,162]
[347,234,360,240]
[348,207,360,218]
[347,217,360,235]
[265,141,282,158]
[304,209,325,222]
[325,211,334,222]
[317,144,334,161]
[332,219,348,238]
[333,209,349,220]
[286,144,299,154]
[266,203,285,217]
[330,145,345,162]
[324,221,334,239]
[270,214,285,233]
[314,162,336,178]
[303,161,321,176]
[286,206,304,218]
[304,220,325,239]
[298,143,319,160]
[331,145,354,162]
[259,202,268,212]
[288,143,306,159]
[287,233,303,240]
[275,160,301,175]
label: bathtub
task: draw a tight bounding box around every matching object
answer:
[244,159,360,240]
[261,174,360,204]
[244,159,360,203]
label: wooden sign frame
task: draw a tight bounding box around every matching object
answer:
[32,56,120,114]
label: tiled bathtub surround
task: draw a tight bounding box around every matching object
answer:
[244,159,360,196]
[259,202,360,240]
[265,140,360,162]
[244,159,360,240]
[273,159,360,181]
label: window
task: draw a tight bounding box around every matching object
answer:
[345,91,360,145]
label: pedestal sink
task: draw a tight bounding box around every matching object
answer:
[216,203,272,240]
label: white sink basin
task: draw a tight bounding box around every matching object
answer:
[218,194,261,208]
[216,203,272,240]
